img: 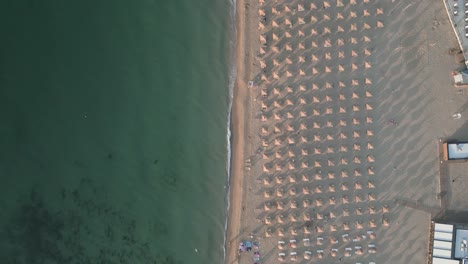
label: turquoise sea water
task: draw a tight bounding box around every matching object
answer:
[0,1,231,263]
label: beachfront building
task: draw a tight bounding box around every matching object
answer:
[429,222,468,264]
[442,142,468,162]
[443,0,468,67]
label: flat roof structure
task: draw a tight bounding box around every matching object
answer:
[433,257,461,264]
[455,229,468,259]
[443,0,468,65]
[442,142,468,160]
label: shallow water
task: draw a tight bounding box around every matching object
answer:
[0,1,230,263]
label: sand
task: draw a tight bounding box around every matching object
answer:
[226,0,468,263]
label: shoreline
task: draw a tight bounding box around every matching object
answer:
[225,0,251,262]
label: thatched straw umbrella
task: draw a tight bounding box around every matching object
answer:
[341,170,348,178]
[277,214,286,223]
[356,221,363,229]
[315,185,323,193]
[315,173,322,180]
[369,246,377,254]
[289,187,297,196]
[342,195,349,204]
[276,188,284,197]
[353,131,360,139]
[316,212,323,220]
[278,240,286,249]
[355,182,362,190]
[312,67,319,75]
[278,228,285,237]
[342,234,349,241]
[355,195,363,202]
[383,204,389,213]
[356,207,363,215]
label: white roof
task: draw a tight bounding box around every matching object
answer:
[454,229,468,258]
[447,143,468,159]
[435,231,454,242]
[433,248,452,259]
[435,223,454,233]
[434,240,453,251]
[432,257,460,264]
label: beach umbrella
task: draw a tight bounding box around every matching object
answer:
[303,226,311,234]
[273,100,281,108]
[284,32,292,38]
[324,27,331,34]
[285,58,292,65]
[298,30,305,36]
[370,219,377,228]
[304,251,312,260]
[299,69,305,76]
[264,202,272,211]
[290,227,298,235]
[317,237,324,245]
[272,46,279,53]
[273,72,280,80]
[329,196,336,205]
[310,3,317,9]
[286,124,294,132]
[343,222,350,231]
[326,147,334,154]
[290,213,298,222]
[314,160,321,168]
[324,39,331,48]
[339,106,346,113]
[277,214,285,223]
[263,177,271,185]
[302,198,310,206]
[368,180,375,188]
[286,112,293,119]
[366,103,373,110]
[312,67,319,75]
[265,228,272,237]
[377,21,384,28]
[353,157,361,164]
[258,22,265,30]
[272,20,279,28]
[356,207,363,215]
[303,212,311,220]
[369,232,377,240]
[313,122,320,129]
[343,209,350,217]
[377,7,384,15]
[327,159,335,166]
[276,188,284,197]
[259,47,266,54]
[278,240,285,249]
[300,136,307,143]
[287,162,295,170]
[264,216,272,225]
[288,174,296,182]
[299,98,306,104]
[316,198,323,206]
[364,36,371,42]
[317,251,324,259]
[326,134,334,141]
[272,59,279,66]
[275,151,282,159]
[300,124,307,131]
[289,187,297,196]
[314,173,322,180]
[367,129,374,137]
[341,183,348,191]
[356,221,363,229]
[368,155,375,162]
[354,143,361,151]
[277,201,284,210]
[264,190,272,198]
[271,7,278,14]
[338,65,345,72]
[274,138,281,145]
[315,185,323,193]
[352,63,358,71]
[301,174,309,182]
[342,195,349,204]
[260,115,267,122]
[301,162,308,168]
[323,14,331,20]
[328,184,336,193]
[355,182,363,190]
[355,169,362,176]
[327,172,335,179]
[340,133,347,140]
[325,107,333,114]
[298,4,304,11]
[278,253,286,262]
[316,225,324,233]
[368,193,376,201]
[366,116,373,123]
[272,33,279,41]
[277,228,285,237]
[355,195,363,202]
[367,142,374,150]
[289,252,297,261]
[341,170,348,178]
[263,165,270,173]
[284,6,291,13]
[298,85,306,91]
[259,35,266,44]
[341,158,348,165]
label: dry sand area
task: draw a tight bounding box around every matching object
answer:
[227,0,468,263]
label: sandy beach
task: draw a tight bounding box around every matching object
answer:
[226,0,468,263]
